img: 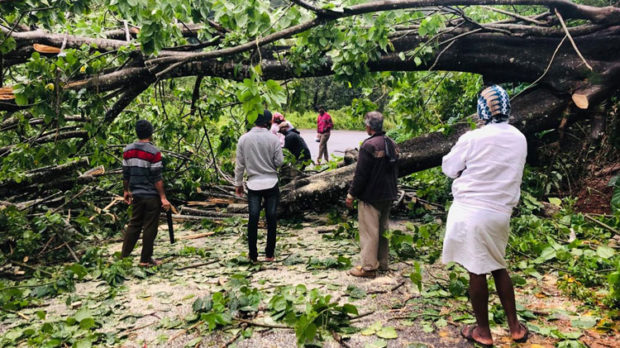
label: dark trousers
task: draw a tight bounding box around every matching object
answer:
[247,185,279,261]
[121,196,161,263]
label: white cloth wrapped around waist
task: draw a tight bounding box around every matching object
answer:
[442,201,511,275]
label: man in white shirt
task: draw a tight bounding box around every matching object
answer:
[234,110,284,263]
[442,85,528,346]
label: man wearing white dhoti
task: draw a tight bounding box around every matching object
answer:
[442,85,529,346]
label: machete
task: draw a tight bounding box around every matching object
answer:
[166,205,177,244]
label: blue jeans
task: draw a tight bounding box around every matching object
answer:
[247,184,279,261]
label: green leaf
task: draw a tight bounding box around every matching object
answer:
[79,317,96,330]
[376,326,398,339]
[414,56,422,66]
[74,309,93,322]
[4,330,22,341]
[534,247,556,264]
[364,340,387,348]
[596,246,615,259]
[74,339,93,348]
[184,337,202,347]
[346,285,367,299]
[435,318,447,328]
[421,322,434,333]
[361,321,383,335]
[548,197,562,207]
[342,303,358,315]
[15,93,28,106]
[409,261,423,291]
[571,317,597,329]
[610,178,620,211]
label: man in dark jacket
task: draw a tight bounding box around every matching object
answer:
[346,111,399,278]
[121,120,171,267]
[279,122,311,167]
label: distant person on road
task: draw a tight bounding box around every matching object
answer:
[316,107,333,164]
[279,122,311,169]
[121,120,171,267]
[346,111,399,278]
[270,112,294,147]
[441,85,528,346]
[234,110,284,263]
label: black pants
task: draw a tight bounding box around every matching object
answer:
[121,196,161,263]
[247,185,279,261]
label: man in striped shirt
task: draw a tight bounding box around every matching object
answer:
[121,120,171,267]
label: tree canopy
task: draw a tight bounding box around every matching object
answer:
[1,0,619,224]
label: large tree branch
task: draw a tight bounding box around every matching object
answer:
[150,0,620,77]
[1,28,130,52]
[280,87,570,213]
[343,1,619,24]
[0,130,88,157]
[53,24,619,98]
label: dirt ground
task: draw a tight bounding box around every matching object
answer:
[2,214,617,348]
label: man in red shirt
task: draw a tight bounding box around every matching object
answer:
[316,107,333,164]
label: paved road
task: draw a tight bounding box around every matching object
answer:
[298,129,369,161]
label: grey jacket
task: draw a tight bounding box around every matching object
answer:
[234,127,283,191]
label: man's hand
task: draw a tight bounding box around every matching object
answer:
[123,191,132,204]
[345,196,355,209]
[235,185,244,197]
[161,197,171,211]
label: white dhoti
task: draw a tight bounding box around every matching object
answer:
[442,201,510,275]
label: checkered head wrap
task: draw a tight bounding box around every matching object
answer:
[477,85,510,124]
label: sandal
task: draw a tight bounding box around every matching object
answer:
[460,325,493,347]
[512,323,529,343]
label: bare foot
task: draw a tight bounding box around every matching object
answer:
[461,325,493,347]
[511,323,529,342]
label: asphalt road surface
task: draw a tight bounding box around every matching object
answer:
[297,129,369,162]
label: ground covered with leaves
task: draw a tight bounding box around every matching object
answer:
[1,198,618,347]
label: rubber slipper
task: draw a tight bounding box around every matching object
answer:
[513,323,529,343]
[460,325,493,347]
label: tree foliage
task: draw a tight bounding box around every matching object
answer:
[0,0,618,265]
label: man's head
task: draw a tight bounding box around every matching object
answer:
[477,85,510,124]
[318,107,325,115]
[364,111,384,135]
[135,120,153,140]
[278,121,291,134]
[254,110,272,128]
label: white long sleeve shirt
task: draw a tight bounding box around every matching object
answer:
[234,127,283,191]
[442,123,527,215]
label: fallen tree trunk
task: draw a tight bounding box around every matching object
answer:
[279,87,569,213]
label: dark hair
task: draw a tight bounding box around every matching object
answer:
[135,120,153,139]
[255,110,272,127]
[318,107,325,114]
